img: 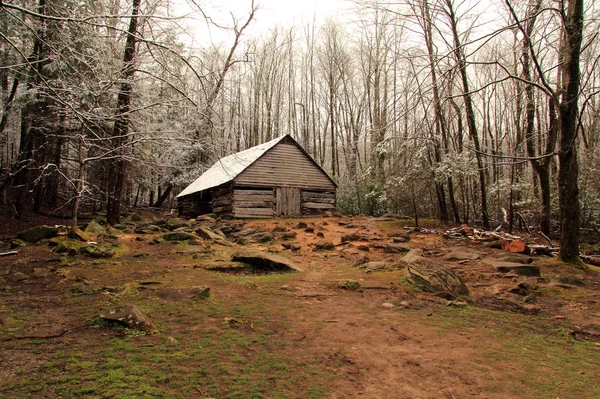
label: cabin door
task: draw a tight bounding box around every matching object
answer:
[276,187,301,217]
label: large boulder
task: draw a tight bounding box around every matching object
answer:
[407,258,469,299]
[85,220,108,237]
[99,305,158,332]
[18,225,59,243]
[231,251,304,272]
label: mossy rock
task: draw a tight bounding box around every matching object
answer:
[72,228,92,242]
[79,245,115,258]
[114,224,134,233]
[54,239,86,256]
[130,213,142,222]
[166,218,189,231]
[84,220,107,237]
[162,232,196,242]
[17,225,59,243]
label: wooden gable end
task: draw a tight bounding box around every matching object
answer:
[234,140,335,191]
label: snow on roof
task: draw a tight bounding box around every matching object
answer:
[176,135,288,198]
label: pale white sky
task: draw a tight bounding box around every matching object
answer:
[176,0,351,46]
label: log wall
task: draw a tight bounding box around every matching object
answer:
[232,188,275,218]
[301,190,336,215]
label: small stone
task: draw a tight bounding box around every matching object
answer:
[357,245,370,252]
[316,232,325,238]
[295,222,308,229]
[399,301,410,307]
[99,304,158,332]
[167,336,179,344]
[304,227,315,233]
[382,302,395,309]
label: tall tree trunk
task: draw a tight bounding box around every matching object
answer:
[106,0,140,225]
[558,0,584,263]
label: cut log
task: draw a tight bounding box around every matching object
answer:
[233,207,274,217]
[234,189,274,196]
[501,240,512,251]
[301,191,335,199]
[235,194,275,202]
[234,201,274,208]
[508,240,530,254]
[302,202,335,209]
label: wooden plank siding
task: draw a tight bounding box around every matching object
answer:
[235,143,336,191]
[232,188,275,218]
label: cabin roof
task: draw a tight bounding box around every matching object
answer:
[176,136,288,199]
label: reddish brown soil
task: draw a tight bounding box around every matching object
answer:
[1,214,599,398]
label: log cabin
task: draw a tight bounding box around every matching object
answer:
[176,135,337,218]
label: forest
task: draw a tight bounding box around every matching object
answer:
[0,0,597,263]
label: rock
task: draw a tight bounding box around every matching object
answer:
[17,225,59,243]
[338,280,363,292]
[398,248,424,266]
[247,232,274,243]
[558,275,584,286]
[361,261,394,272]
[272,226,287,233]
[84,220,108,237]
[341,233,362,243]
[353,252,370,267]
[72,228,92,242]
[399,301,410,307]
[236,228,258,237]
[392,236,410,243]
[79,245,115,258]
[382,302,395,309]
[54,239,85,255]
[231,251,304,272]
[316,232,325,238]
[357,245,370,251]
[33,268,51,278]
[280,231,297,240]
[162,232,197,242]
[295,222,308,229]
[282,242,301,252]
[304,227,315,233]
[497,254,533,264]
[99,305,158,332]
[195,226,226,241]
[482,258,541,277]
[407,258,469,299]
[388,232,411,241]
[383,242,411,253]
[442,249,481,262]
[166,218,190,230]
[196,215,216,223]
[510,277,539,295]
[313,240,335,251]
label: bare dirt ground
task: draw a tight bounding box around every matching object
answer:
[1,213,599,399]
